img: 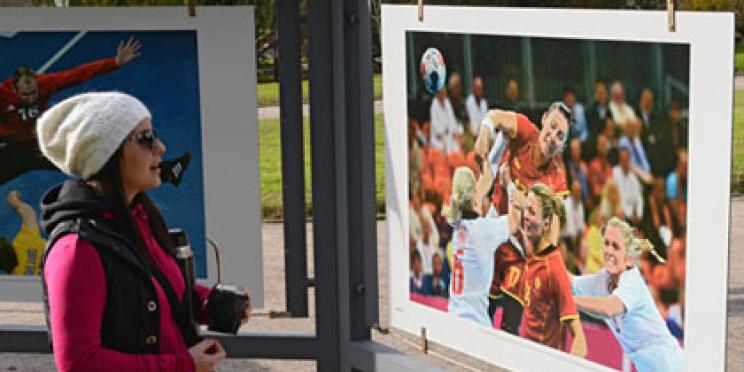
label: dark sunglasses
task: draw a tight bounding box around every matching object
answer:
[127,128,160,150]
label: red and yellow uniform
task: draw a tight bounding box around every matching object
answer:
[489,114,569,304]
[0,58,119,144]
[520,244,579,351]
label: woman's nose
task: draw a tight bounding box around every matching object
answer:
[156,139,166,155]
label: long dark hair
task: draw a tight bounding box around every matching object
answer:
[86,146,175,268]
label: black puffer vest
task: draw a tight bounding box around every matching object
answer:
[40,180,198,353]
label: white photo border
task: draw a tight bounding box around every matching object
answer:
[383,5,733,371]
[0,7,264,308]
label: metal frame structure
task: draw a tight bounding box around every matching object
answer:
[0,1,437,371]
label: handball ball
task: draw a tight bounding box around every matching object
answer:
[420,47,446,94]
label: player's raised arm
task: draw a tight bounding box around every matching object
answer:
[115,37,142,67]
[474,109,518,177]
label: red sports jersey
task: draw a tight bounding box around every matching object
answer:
[489,239,525,303]
[490,114,569,302]
[0,58,118,143]
[520,245,579,351]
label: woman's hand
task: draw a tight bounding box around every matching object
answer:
[189,339,225,372]
[241,289,252,324]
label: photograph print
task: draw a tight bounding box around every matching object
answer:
[406,31,689,371]
[0,30,208,278]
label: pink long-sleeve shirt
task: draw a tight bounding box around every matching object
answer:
[44,204,211,372]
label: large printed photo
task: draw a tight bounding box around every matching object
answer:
[0,30,207,278]
[406,32,689,371]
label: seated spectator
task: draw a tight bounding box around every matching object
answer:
[410,187,440,252]
[584,80,610,161]
[410,250,427,294]
[416,216,440,275]
[500,78,521,111]
[566,138,591,208]
[613,147,644,225]
[599,179,624,222]
[424,253,449,297]
[608,80,636,129]
[563,180,587,254]
[563,87,588,143]
[643,177,675,259]
[618,117,652,184]
[430,86,462,154]
[667,102,689,151]
[466,75,488,137]
[665,237,686,340]
[580,209,604,274]
[666,149,688,236]
[588,134,614,205]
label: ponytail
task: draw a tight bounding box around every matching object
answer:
[604,217,666,263]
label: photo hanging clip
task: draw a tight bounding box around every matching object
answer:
[667,0,676,32]
[418,0,424,22]
[187,0,196,17]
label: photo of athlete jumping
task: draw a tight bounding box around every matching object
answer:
[0,37,191,186]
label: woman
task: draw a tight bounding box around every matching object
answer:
[571,217,682,372]
[442,165,522,327]
[37,92,250,371]
[472,101,572,334]
[519,183,587,358]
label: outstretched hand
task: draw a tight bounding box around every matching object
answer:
[115,37,142,66]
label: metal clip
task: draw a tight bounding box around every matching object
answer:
[188,0,196,17]
[418,0,424,22]
[667,0,676,32]
[419,327,428,354]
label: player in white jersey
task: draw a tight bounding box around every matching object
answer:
[571,217,682,372]
[443,165,524,327]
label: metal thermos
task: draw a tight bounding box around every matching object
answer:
[169,228,196,326]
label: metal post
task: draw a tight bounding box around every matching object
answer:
[307,0,343,369]
[277,0,309,318]
[342,0,379,341]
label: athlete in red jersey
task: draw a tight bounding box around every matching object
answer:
[473,102,571,334]
[0,38,140,185]
[520,183,586,356]
[0,38,191,186]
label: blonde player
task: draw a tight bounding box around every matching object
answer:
[571,217,682,372]
[443,165,524,327]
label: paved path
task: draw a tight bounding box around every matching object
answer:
[2,197,743,371]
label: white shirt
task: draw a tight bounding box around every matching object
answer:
[409,206,440,249]
[447,216,510,327]
[430,97,461,153]
[612,165,644,220]
[416,241,440,275]
[618,136,651,174]
[609,101,637,128]
[465,94,488,136]
[563,196,586,239]
[572,268,683,372]
[571,102,588,142]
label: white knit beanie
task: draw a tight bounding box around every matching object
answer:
[37,92,151,179]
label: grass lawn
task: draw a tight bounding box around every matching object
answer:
[259,113,386,218]
[737,44,744,74]
[733,89,744,188]
[257,74,383,107]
